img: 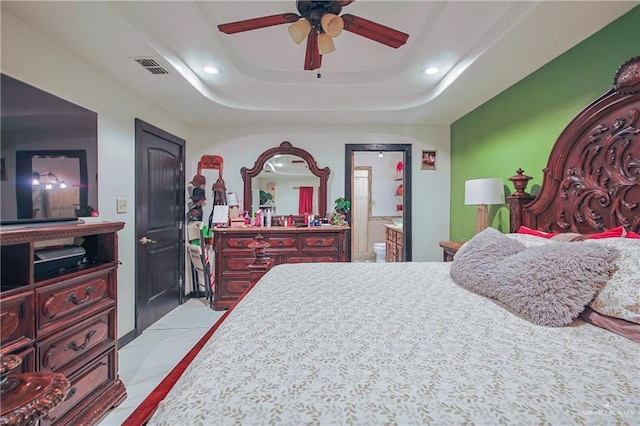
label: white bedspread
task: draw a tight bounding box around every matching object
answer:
[149,262,639,425]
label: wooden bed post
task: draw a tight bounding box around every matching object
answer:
[507,168,535,233]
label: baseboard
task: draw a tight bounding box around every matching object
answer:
[118,329,138,349]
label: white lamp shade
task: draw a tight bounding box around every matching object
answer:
[464,178,504,205]
[288,19,311,44]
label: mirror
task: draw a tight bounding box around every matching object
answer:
[1,73,98,224]
[242,141,329,217]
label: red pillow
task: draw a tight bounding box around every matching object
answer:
[583,226,625,239]
[626,230,640,239]
[516,226,557,239]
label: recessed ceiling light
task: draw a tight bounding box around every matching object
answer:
[422,67,439,75]
[204,66,221,75]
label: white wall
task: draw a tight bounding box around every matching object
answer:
[2,12,189,339]
[354,151,404,217]
[186,126,451,262]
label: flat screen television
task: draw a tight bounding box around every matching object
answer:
[1,73,98,225]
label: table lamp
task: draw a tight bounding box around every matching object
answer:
[465,178,505,234]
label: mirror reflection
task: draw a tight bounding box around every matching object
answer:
[252,155,319,215]
[242,141,330,218]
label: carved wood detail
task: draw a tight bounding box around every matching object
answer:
[1,354,71,426]
[510,57,640,233]
[241,141,330,217]
[0,222,124,245]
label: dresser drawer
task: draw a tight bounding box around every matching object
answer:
[301,234,338,251]
[218,275,252,296]
[38,309,114,372]
[222,256,255,272]
[11,346,36,374]
[283,254,339,263]
[41,348,116,426]
[36,269,114,337]
[0,291,34,352]
[223,236,257,250]
[263,235,297,250]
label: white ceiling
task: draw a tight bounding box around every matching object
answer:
[3,1,638,127]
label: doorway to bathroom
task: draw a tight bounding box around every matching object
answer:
[352,166,372,261]
[345,144,412,262]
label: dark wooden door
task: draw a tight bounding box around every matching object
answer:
[135,119,185,333]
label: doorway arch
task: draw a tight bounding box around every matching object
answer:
[345,144,412,261]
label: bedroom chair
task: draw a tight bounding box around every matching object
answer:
[186,221,213,305]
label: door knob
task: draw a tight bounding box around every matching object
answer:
[139,236,156,245]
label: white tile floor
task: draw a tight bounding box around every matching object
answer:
[98,298,225,425]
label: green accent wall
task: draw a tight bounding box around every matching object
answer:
[449,6,640,240]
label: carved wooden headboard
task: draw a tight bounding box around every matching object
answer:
[509,56,640,234]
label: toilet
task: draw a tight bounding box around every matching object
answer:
[373,243,386,262]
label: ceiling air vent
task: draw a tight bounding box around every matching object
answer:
[133,57,169,75]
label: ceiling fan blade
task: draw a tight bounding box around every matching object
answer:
[304,31,322,71]
[218,13,300,34]
[341,14,409,48]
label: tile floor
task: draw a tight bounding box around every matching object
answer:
[98,297,225,425]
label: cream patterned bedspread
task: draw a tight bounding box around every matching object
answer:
[149,262,639,425]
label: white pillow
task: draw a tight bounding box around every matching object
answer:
[505,233,554,247]
[586,238,640,324]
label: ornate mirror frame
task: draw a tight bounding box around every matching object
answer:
[241,141,330,216]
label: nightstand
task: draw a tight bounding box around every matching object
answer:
[438,241,465,262]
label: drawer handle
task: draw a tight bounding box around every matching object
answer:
[315,239,323,245]
[65,329,97,352]
[66,286,95,305]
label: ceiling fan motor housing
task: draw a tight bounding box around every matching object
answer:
[296,1,343,30]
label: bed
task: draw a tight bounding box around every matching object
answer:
[125,57,640,425]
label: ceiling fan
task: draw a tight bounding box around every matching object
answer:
[217,0,410,71]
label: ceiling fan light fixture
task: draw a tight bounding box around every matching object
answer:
[321,13,344,37]
[288,18,312,44]
[318,32,336,55]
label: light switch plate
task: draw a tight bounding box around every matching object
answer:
[116,198,128,214]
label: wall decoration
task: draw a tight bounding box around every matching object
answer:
[421,150,437,170]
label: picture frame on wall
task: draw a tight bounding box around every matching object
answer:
[421,150,436,170]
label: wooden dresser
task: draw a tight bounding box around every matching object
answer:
[0,221,126,425]
[211,225,350,310]
[385,225,403,262]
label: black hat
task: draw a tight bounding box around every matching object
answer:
[187,206,203,222]
[190,187,206,202]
